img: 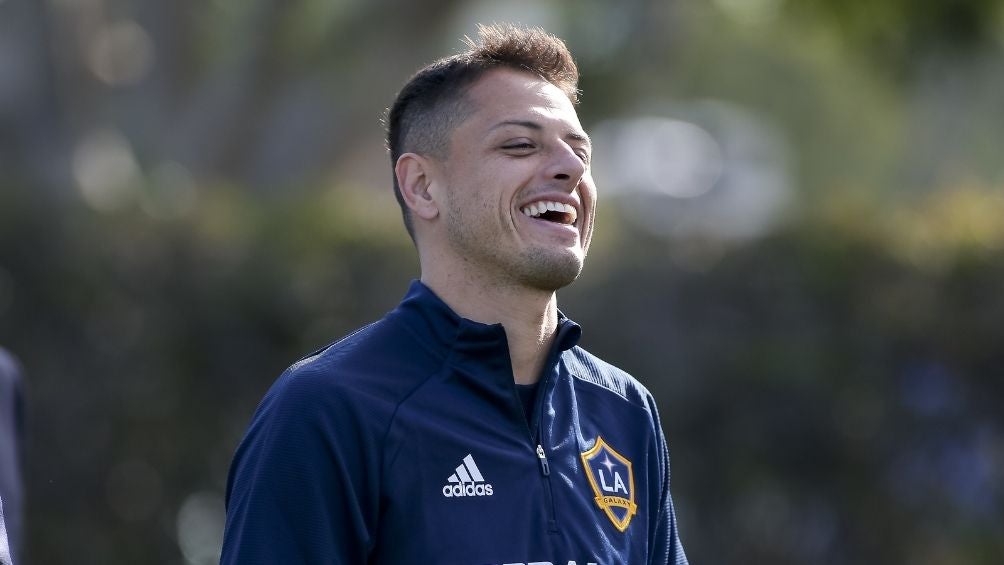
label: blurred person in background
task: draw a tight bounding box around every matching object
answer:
[0,496,12,565]
[222,24,687,565]
[1,498,13,565]
[0,347,23,565]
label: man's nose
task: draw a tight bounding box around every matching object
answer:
[546,144,587,187]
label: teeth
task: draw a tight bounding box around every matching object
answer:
[519,200,578,224]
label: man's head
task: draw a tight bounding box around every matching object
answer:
[388,24,580,240]
[388,24,596,292]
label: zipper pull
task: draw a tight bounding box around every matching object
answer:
[536,444,550,476]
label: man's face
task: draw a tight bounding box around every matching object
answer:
[433,68,596,292]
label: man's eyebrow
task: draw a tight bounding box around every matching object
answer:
[490,119,592,146]
[566,130,592,147]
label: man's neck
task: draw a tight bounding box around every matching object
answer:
[421,269,559,385]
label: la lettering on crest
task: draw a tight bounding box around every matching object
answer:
[599,466,629,494]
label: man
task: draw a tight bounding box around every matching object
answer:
[222,24,687,565]
[0,348,22,565]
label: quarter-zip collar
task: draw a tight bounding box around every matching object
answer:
[391,280,582,381]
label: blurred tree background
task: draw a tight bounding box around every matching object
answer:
[1,0,1003,563]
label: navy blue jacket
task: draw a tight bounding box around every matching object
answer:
[222,281,687,565]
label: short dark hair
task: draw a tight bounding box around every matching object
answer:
[386,23,580,241]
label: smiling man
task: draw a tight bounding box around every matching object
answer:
[221,24,687,565]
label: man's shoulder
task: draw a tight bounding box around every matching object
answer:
[269,315,441,408]
[564,346,656,411]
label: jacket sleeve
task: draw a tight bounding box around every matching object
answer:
[648,395,688,565]
[220,368,381,565]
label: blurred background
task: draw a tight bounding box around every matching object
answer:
[2,0,1003,563]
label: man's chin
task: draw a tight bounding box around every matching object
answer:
[518,250,584,291]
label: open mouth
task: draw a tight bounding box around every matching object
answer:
[520,200,578,226]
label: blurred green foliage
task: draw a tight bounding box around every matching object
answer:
[1,0,1003,564]
[783,0,1004,73]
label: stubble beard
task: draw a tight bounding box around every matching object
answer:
[445,205,584,293]
[515,245,584,291]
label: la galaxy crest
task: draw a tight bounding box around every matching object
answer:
[580,436,637,532]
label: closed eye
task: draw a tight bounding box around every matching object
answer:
[502,142,535,150]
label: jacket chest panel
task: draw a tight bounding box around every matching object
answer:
[374,374,653,564]
[379,403,553,563]
[546,378,654,558]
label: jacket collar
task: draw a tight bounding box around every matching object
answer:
[391,280,582,371]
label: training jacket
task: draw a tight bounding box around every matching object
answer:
[222,281,688,565]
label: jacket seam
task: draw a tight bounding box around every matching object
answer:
[377,320,463,498]
[567,369,651,412]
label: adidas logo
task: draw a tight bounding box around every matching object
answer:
[442,454,494,498]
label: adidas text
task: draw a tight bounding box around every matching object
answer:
[442,483,494,497]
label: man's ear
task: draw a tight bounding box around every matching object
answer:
[395,153,440,221]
